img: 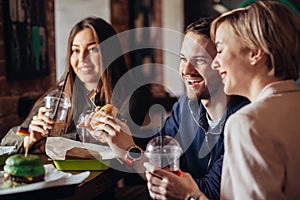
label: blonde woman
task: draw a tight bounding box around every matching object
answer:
[211,1,300,199]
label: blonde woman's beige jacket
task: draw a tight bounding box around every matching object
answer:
[221,80,300,200]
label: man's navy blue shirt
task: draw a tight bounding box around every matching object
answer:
[161,95,249,200]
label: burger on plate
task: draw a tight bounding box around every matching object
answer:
[3,154,45,188]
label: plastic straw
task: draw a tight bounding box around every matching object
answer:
[161,111,164,152]
[51,71,69,135]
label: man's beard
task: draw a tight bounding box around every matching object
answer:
[186,86,211,101]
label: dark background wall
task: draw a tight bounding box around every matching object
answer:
[0,0,56,139]
[0,0,299,140]
[184,0,300,28]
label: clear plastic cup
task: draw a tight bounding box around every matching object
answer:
[145,135,183,175]
[44,89,71,136]
[77,110,92,143]
[76,110,103,145]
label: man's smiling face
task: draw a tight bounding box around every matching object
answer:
[179,31,221,100]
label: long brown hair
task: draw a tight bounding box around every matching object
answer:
[31,17,129,132]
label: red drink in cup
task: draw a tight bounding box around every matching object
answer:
[164,167,184,177]
[145,136,183,176]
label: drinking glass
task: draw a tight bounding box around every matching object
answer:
[44,89,71,136]
[76,109,104,145]
[145,135,183,176]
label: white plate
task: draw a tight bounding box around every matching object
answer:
[0,146,16,156]
[0,164,89,195]
[44,164,71,181]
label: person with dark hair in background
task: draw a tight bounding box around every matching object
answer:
[1,16,151,154]
[85,17,249,200]
[210,1,300,199]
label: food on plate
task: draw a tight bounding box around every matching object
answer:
[3,154,45,188]
[90,104,118,143]
[66,147,102,160]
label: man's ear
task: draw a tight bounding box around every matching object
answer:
[249,49,264,65]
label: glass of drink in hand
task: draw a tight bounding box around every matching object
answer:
[76,109,104,145]
[44,89,71,136]
[77,109,93,143]
[145,135,183,176]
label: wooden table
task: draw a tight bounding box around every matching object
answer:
[0,155,126,200]
[61,167,126,200]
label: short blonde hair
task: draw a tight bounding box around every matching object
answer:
[211,0,300,80]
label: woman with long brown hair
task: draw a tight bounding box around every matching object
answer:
[1,17,151,153]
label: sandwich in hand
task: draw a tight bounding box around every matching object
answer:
[90,104,118,143]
